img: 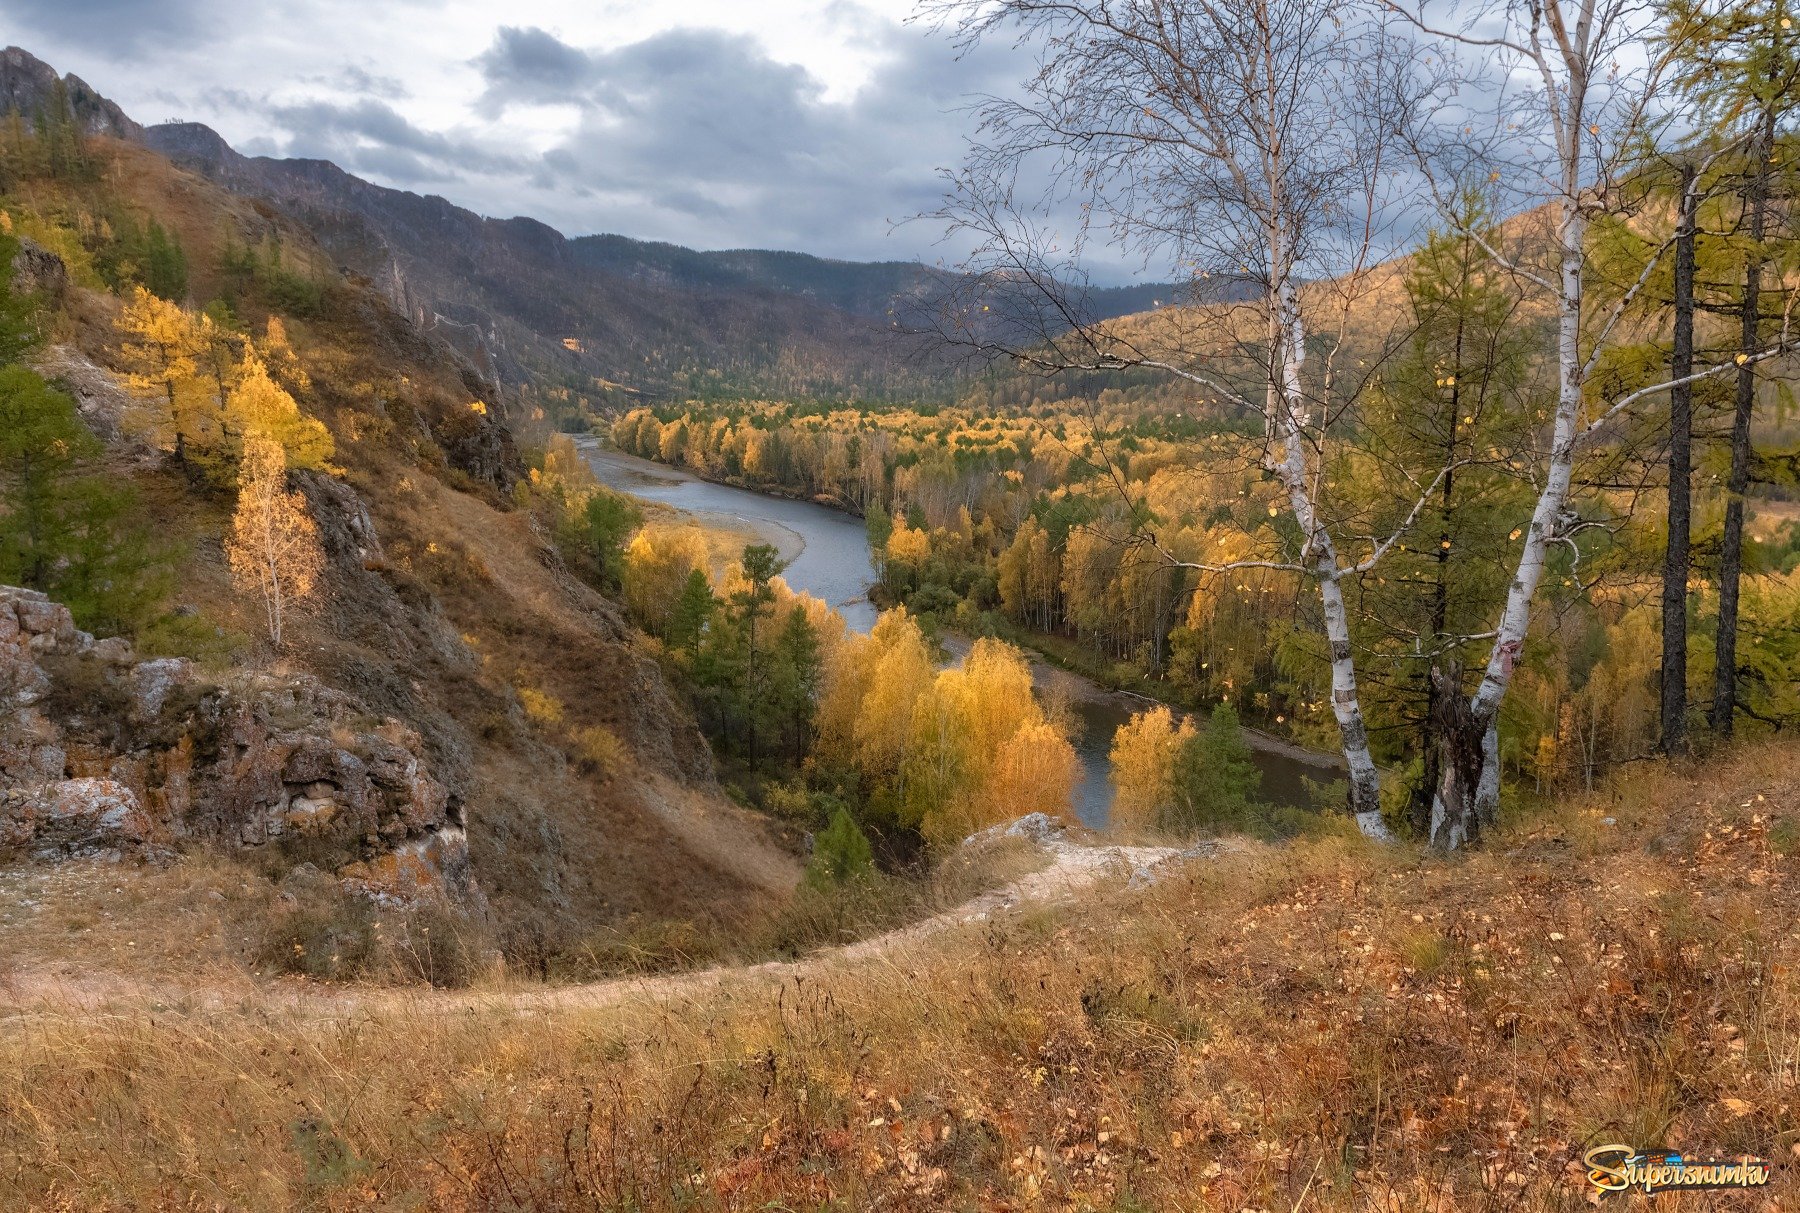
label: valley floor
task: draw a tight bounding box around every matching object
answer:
[4,742,1799,1210]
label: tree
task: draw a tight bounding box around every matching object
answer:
[921,0,1438,838]
[804,806,875,890]
[225,348,334,472]
[768,603,823,762]
[117,286,208,464]
[1108,705,1197,831]
[1664,0,1800,737]
[666,568,715,659]
[575,490,638,593]
[1385,0,1796,843]
[903,637,1076,843]
[1662,169,1700,755]
[225,433,326,650]
[726,544,784,765]
[1170,703,1265,836]
[623,525,710,634]
[142,219,187,302]
[0,367,167,634]
[0,365,99,588]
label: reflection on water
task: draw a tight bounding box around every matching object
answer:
[584,442,1335,829]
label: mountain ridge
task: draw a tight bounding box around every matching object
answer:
[2,46,1174,406]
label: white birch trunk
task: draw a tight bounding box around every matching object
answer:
[1462,114,1590,829]
[1267,275,1390,840]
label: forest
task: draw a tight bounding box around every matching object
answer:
[603,56,1800,842]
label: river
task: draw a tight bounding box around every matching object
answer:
[582,442,1339,829]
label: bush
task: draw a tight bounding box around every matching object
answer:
[570,724,625,775]
[251,874,486,988]
[804,807,875,890]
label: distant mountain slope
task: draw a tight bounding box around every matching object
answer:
[1,47,1177,405]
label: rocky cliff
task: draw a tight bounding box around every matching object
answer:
[0,586,482,910]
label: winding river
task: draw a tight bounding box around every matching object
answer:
[582,442,1338,829]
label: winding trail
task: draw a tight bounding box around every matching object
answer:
[0,821,1228,1023]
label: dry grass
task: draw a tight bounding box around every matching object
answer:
[3,740,1798,1209]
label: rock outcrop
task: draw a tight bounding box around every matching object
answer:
[0,586,482,909]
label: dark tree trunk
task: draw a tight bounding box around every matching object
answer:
[1660,169,1697,755]
[1713,105,1775,738]
[1429,663,1490,849]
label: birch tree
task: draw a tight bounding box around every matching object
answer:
[1383,0,1796,844]
[226,432,325,650]
[918,0,1443,837]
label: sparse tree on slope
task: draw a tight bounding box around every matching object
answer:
[226,432,325,650]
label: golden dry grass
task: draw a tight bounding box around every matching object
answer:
[3,740,1799,1210]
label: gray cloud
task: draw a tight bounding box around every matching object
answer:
[5,0,212,58]
[473,25,596,113]
[265,97,528,184]
[462,22,1036,264]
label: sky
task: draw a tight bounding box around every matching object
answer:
[5,0,1052,269]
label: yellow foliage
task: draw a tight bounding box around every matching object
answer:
[226,349,335,472]
[906,638,1075,844]
[224,433,325,650]
[518,687,566,728]
[623,525,711,633]
[1108,706,1196,829]
[117,285,211,455]
[886,522,930,568]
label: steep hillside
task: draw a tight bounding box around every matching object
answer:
[1,118,800,973]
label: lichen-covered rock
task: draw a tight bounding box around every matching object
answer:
[0,779,154,860]
[0,585,484,911]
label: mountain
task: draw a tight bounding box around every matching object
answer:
[1,47,1174,406]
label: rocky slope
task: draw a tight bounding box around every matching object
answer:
[0,585,480,907]
[0,124,802,962]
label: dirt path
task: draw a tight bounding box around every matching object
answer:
[0,822,1224,1022]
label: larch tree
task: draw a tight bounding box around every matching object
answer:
[225,432,326,651]
[117,285,208,463]
[225,348,335,472]
[1660,0,1800,737]
[1385,0,1797,843]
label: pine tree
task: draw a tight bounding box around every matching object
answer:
[142,219,188,302]
[803,807,874,890]
[726,544,783,765]
[575,490,639,592]
[666,568,715,660]
[0,366,165,633]
[768,604,823,762]
[1169,703,1265,836]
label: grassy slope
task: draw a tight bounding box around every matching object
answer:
[3,739,1796,1209]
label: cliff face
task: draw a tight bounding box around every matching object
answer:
[0,46,141,141]
[0,586,481,908]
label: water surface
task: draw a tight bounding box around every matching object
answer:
[583,442,1336,828]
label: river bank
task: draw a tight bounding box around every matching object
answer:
[581,439,1339,824]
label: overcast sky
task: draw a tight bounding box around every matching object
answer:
[7,0,1070,270]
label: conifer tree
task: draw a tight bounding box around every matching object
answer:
[117,285,208,463]
[1170,703,1265,836]
[225,348,334,472]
